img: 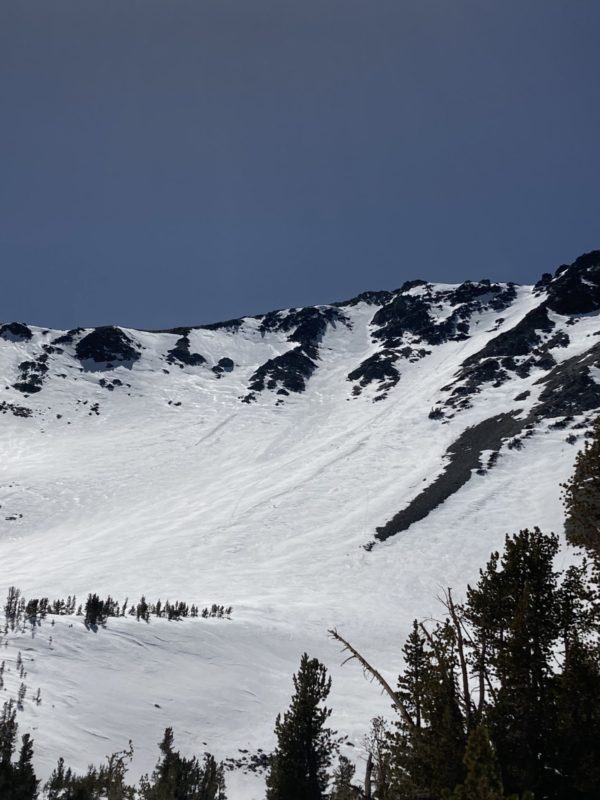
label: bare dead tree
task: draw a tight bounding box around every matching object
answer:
[328,628,415,730]
[437,587,497,712]
[364,752,373,800]
[443,587,473,726]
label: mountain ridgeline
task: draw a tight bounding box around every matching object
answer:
[2,250,600,545]
[2,251,600,409]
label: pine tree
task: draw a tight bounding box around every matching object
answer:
[84,594,106,628]
[44,757,68,800]
[14,734,38,800]
[0,701,18,798]
[330,755,357,800]
[44,745,134,799]
[549,637,600,797]
[139,727,226,800]
[387,619,466,799]
[266,653,334,800]
[466,528,561,797]
[562,417,600,557]
[0,705,38,800]
[4,588,21,631]
[451,726,503,800]
[198,754,226,800]
[397,621,427,729]
[17,684,26,712]
[136,597,149,623]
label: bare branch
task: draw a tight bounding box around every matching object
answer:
[453,611,497,708]
[445,587,472,725]
[328,628,415,730]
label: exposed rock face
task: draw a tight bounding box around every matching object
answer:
[368,253,600,543]
[75,327,140,365]
[212,357,234,376]
[244,350,316,403]
[347,350,400,397]
[243,307,348,401]
[435,254,600,416]
[471,305,554,361]
[370,281,517,352]
[544,250,600,315]
[0,322,32,341]
[285,307,347,357]
[374,413,523,543]
[531,342,600,419]
[166,333,206,367]
[371,292,438,346]
[0,401,33,417]
[13,354,49,394]
[348,280,517,399]
[259,306,347,355]
[52,328,84,345]
[440,306,562,411]
[98,378,125,392]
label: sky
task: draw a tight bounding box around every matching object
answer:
[1,1,599,330]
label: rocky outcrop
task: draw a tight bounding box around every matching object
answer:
[440,306,563,411]
[75,327,140,365]
[13,354,49,394]
[243,307,348,401]
[531,341,600,420]
[166,333,206,367]
[0,401,33,418]
[347,350,400,397]
[544,250,600,315]
[52,327,84,345]
[244,349,316,401]
[347,280,516,399]
[212,357,234,376]
[374,413,523,543]
[436,252,600,415]
[0,322,32,341]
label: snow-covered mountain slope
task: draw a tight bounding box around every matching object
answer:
[1,251,600,796]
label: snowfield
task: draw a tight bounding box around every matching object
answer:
[0,266,597,797]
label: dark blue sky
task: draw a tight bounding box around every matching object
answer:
[1,1,599,329]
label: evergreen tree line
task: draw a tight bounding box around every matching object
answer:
[0,710,226,800]
[8,527,596,799]
[83,595,232,628]
[264,419,600,799]
[265,527,600,800]
[3,589,232,632]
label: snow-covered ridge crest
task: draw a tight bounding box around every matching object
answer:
[2,249,600,548]
[1,250,599,408]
